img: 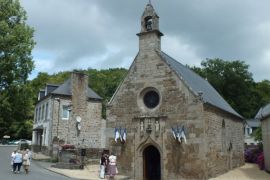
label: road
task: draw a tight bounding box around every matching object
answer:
[0,145,74,180]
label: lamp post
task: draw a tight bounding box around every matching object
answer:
[66,104,72,144]
[54,97,61,161]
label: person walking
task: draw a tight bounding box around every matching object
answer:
[99,153,106,179]
[104,153,109,176]
[108,153,117,179]
[11,150,16,172]
[26,149,32,161]
[13,150,23,173]
[22,151,30,174]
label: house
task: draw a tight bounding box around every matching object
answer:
[255,103,270,172]
[105,3,244,180]
[244,119,260,145]
[32,71,105,156]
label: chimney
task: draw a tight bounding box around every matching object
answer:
[71,71,88,123]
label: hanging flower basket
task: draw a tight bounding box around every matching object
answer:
[61,144,75,150]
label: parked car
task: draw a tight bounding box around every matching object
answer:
[14,139,32,145]
[8,140,17,145]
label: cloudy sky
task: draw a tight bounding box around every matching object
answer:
[20,0,270,82]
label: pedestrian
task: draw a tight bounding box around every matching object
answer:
[11,150,16,172]
[99,153,106,179]
[22,151,30,174]
[13,150,23,173]
[108,153,117,179]
[104,153,109,176]
[26,149,32,161]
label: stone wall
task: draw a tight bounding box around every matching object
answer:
[262,117,270,172]
[107,50,209,179]
[50,96,71,145]
[50,72,103,152]
[204,105,244,178]
[106,47,245,179]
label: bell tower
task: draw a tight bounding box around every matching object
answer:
[137,3,163,52]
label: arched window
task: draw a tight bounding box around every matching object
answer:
[145,16,153,31]
[222,119,225,128]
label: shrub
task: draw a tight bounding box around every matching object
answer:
[244,145,265,170]
[257,152,265,170]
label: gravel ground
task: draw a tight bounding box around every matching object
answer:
[210,163,270,180]
[45,162,270,180]
[48,164,129,180]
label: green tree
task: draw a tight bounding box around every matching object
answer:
[87,68,127,118]
[254,80,270,108]
[30,68,128,119]
[191,58,256,118]
[0,0,35,139]
[252,127,262,142]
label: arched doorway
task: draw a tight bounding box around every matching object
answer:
[143,145,161,180]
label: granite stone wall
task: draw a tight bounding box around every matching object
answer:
[262,118,270,172]
[107,50,209,179]
[49,72,104,156]
[106,47,244,179]
[204,105,244,178]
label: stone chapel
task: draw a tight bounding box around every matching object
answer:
[106,3,244,180]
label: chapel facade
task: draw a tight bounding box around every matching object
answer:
[105,3,244,180]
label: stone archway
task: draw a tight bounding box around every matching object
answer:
[143,145,161,180]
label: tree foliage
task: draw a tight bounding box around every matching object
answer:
[0,0,35,139]
[252,127,262,142]
[0,0,35,89]
[191,58,270,118]
[30,68,128,118]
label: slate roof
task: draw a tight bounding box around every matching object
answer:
[255,103,270,120]
[246,119,260,127]
[159,51,243,119]
[51,79,102,100]
[45,84,59,95]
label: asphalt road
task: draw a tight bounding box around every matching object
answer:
[0,145,74,180]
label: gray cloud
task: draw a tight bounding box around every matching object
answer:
[21,0,270,81]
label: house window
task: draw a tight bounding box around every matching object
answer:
[41,105,45,120]
[246,127,251,135]
[45,103,48,120]
[35,108,38,123]
[62,105,69,120]
[38,107,41,121]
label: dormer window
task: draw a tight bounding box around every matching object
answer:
[145,16,153,31]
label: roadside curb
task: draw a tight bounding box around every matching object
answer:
[34,161,79,179]
[34,160,97,180]
[34,160,131,180]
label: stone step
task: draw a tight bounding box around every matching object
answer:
[51,162,81,169]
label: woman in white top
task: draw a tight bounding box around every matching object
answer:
[11,150,16,171]
[108,154,117,178]
[13,150,23,173]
